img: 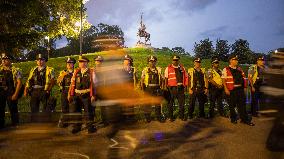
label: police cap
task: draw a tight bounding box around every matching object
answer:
[211,57,220,63]
[124,54,133,62]
[78,56,89,62]
[36,54,48,62]
[148,55,157,62]
[66,57,76,63]
[94,55,104,62]
[193,57,202,63]
[1,53,12,60]
[228,54,238,60]
[172,55,180,60]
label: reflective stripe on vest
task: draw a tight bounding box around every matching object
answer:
[143,67,161,87]
[208,68,223,86]
[224,67,247,90]
[26,66,54,90]
[167,64,188,87]
[69,68,95,97]
[188,68,206,89]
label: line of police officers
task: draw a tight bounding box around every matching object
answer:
[0,52,266,131]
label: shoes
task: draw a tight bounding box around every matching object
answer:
[71,127,81,134]
[88,126,97,134]
[58,120,68,128]
[240,121,255,126]
[188,115,193,119]
[170,118,175,122]
[231,120,238,124]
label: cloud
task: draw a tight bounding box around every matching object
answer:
[199,26,228,38]
[169,0,217,14]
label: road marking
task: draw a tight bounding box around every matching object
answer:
[58,152,90,159]
[109,138,129,150]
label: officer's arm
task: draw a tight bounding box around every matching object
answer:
[24,68,34,96]
[46,69,55,92]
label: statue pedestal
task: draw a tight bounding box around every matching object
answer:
[135,43,153,49]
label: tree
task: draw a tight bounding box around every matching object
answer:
[56,23,125,56]
[172,47,186,55]
[193,38,214,59]
[0,0,90,56]
[215,39,230,61]
[231,39,253,64]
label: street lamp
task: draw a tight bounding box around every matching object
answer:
[79,0,90,56]
[45,36,50,59]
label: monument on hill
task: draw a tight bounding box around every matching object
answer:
[135,13,152,48]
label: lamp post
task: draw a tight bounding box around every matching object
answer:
[79,0,90,56]
[45,36,50,59]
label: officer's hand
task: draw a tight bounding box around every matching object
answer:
[225,89,230,95]
[45,91,50,98]
[251,86,255,92]
[68,95,73,102]
[204,89,208,95]
[189,89,193,95]
[11,93,18,101]
[24,88,28,97]
[91,96,96,103]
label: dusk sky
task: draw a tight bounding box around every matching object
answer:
[58,0,284,54]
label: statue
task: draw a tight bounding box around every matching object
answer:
[137,13,151,45]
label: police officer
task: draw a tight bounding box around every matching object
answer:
[188,57,208,119]
[0,53,22,128]
[248,56,266,117]
[141,55,164,122]
[164,55,188,121]
[24,54,55,121]
[207,57,225,118]
[222,55,254,126]
[57,57,76,128]
[68,56,97,134]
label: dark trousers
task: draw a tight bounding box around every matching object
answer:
[69,93,95,130]
[0,94,19,128]
[188,90,207,117]
[167,86,185,119]
[227,87,250,122]
[209,87,224,117]
[251,89,263,116]
[30,88,50,121]
[59,89,70,125]
[143,86,162,120]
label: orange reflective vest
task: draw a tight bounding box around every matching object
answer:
[224,66,247,91]
[167,64,188,87]
[69,68,96,97]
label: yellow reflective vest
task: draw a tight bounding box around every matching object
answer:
[0,65,22,87]
[248,64,259,85]
[26,66,55,90]
[208,68,223,86]
[188,68,206,89]
[143,66,162,87]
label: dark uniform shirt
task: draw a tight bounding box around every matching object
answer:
[193,69,205,91]
[175,67,183,84]
[31,67,46,87]
[0,69,15,95]
[62,70,73,90]
[75,69,91,90]
[254,66,264,88]
[147,68,159,85]
[123,67,135,84]
[230,67,244,87]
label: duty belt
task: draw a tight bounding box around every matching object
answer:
[234,84,242,88]
[177,83,183,86]
[33,85,44,89]
[148,84,159,87]
[75,89,90,94]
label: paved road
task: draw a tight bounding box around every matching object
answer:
[0,113,284,159]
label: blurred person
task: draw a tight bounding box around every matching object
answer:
[57,57,76,128]
[222,55,254,126]
[68,56,97,134]
[164,55,188,121]
[207,57,225,118]
[188,57,208,119]
[0,53,22,128]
